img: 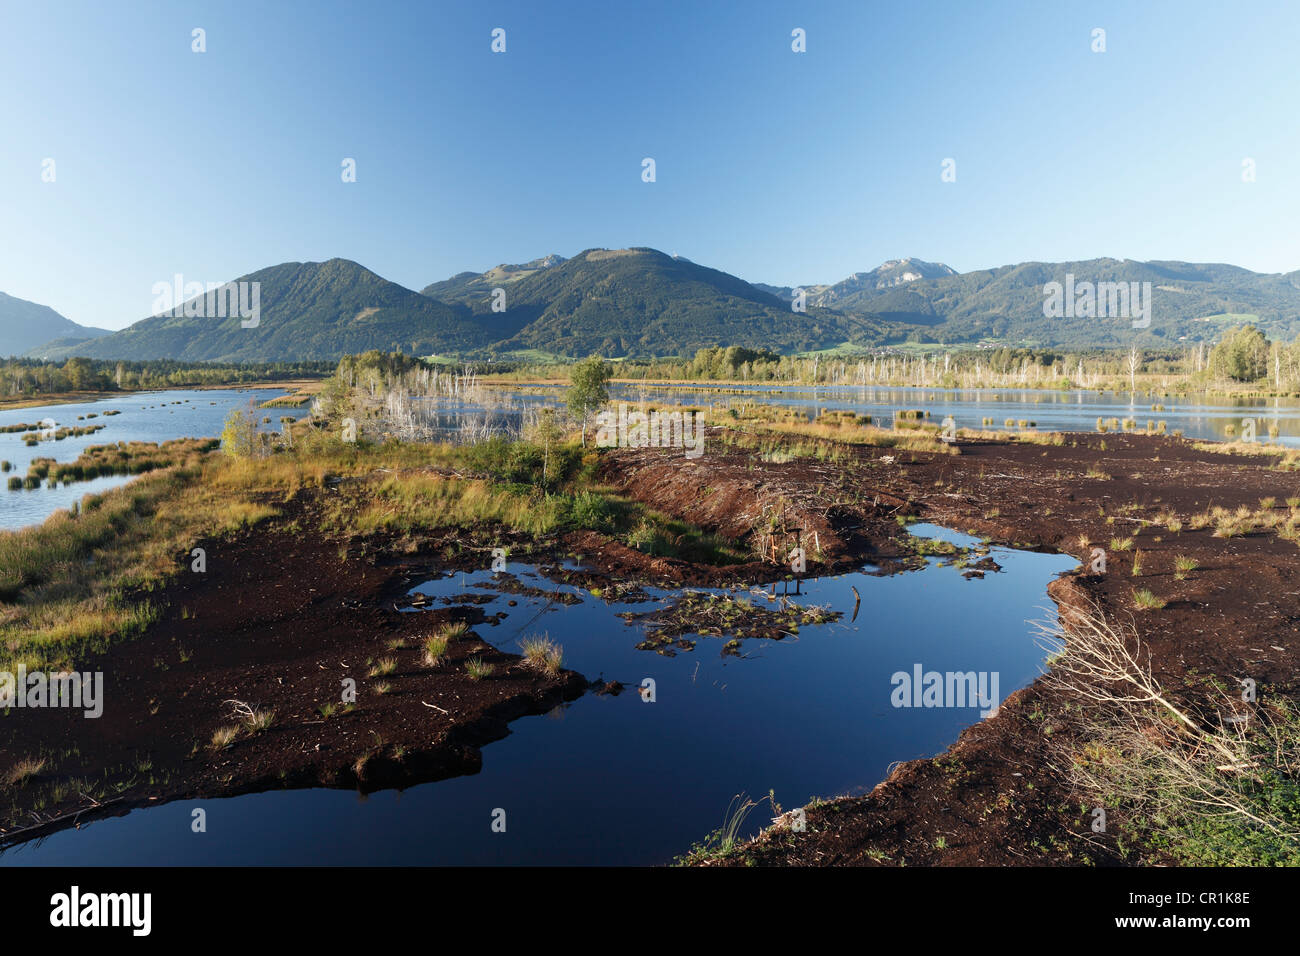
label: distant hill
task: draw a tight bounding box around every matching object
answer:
[33,259,496,362]
[759,258,1300,346]
[813,259,1300,346]
[0,292,109,357]
[423,247,889,356]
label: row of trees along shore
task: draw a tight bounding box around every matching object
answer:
[482,326,1300,395]
[10,323,1293,403]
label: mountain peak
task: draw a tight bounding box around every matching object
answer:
[803,258,958,305]
[499,253,566,272]
[862,258,957,285]
[473,254,568,285]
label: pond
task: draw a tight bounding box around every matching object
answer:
[0,525,1075,866]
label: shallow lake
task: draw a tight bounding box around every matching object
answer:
[588,383,1300,446]
[0,389,307,531]
[0,525,1075,865]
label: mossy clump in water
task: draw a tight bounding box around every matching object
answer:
[623,590,839,655]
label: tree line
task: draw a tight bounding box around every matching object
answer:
[0,357,334,397]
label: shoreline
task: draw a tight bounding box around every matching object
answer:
[0,378,324,411]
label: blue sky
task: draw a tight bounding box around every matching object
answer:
[2,0,1298,330]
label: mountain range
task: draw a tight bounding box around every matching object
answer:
[1,292,110,356]
[15,251,1300,362]
[421,247,886,356]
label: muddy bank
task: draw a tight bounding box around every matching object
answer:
[0,497,586,846]
[600,436,915,577]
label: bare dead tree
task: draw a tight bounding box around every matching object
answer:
[1033,601,1300,853]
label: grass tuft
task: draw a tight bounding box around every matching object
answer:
[1132,588,1167,610]
[520,634,564,676]
[464,657,494,681]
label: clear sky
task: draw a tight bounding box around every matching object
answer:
[2,0,1298,330]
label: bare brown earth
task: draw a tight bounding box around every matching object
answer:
[3,426,1297,865]
[0,501,586,847]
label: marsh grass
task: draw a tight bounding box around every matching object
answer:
[0,462,226,673]
[464,657,494,681]
[673,792,776,865]
[1155,511,1184,533]
[338,474,567,537]
[368,656,397,678]
[717,405,957,457]
[1212,506,1254,538]
[4,756,46,787]
[1280,516,1300,545]
[519,634,563,676]
[17,439,216,490]
[423,633,450,666]
[1132,588,1167,610]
